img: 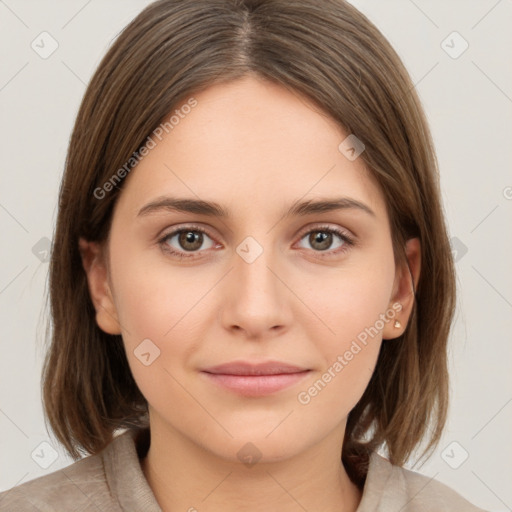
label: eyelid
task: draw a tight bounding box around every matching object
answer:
[157,222,356,259]
[157,223,219,260]
[293,223,356,257]
[158,223,216,243]
[295,223,354,241]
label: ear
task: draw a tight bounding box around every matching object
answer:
[382,237,421,340]
[78,237,122,335]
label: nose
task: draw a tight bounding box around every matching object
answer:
[217,239,292,340]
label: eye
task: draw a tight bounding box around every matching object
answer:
[158,224,355,261]
[295,225,355,257]
[158,225,219,260]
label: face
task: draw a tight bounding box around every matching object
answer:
[80,75,419,464]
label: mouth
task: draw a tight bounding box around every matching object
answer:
[200,360,311,397]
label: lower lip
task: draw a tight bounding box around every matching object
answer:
[201,371,311,397]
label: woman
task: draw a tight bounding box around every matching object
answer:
[0,0,487,510]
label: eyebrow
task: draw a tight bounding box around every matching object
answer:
[137,195,376,219]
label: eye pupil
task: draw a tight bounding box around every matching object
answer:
[179,230,203,251]
[164,226,349,260]
[310,231,332,251]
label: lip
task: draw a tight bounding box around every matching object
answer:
[201,360,311,397]
[202,360,309,375]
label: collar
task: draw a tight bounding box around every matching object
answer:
[103,427,161,511]
[102,427,405,512]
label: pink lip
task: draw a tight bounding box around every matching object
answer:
[201,360,311,397]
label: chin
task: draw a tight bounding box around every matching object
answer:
[202,429,307,466]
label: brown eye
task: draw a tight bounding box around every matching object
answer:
[159,226,218,259]
[177,230,204,251]
[296,226,355,257]
[307,231,334,251]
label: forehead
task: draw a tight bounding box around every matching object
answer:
[116,76,387,221]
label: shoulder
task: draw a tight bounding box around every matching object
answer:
[0,441,119,512]
[359,452,489,512]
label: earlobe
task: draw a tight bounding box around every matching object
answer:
[382,237,421,340]
[78,237,122,335]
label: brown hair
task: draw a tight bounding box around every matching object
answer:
[42,0,456,484]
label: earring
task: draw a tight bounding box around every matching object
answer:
[394,320,402,328]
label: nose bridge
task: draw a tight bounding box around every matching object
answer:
[219,231,289,334]
[234,233,281,300]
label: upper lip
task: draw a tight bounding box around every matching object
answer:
[202,360,310,376]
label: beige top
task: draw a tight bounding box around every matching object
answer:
[0,427,487,511]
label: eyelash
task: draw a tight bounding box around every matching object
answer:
[157,224,355,261]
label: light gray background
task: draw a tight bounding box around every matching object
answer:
[0,1,511,510]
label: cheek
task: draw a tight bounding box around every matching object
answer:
[108,247,218,384]
[110,268,201,413]
[292,255,395,410]
[298,255,395,350]
[109,238,212,338]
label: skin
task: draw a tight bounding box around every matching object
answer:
[79,75,420,512]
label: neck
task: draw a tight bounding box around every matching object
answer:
[139,423,362,512]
